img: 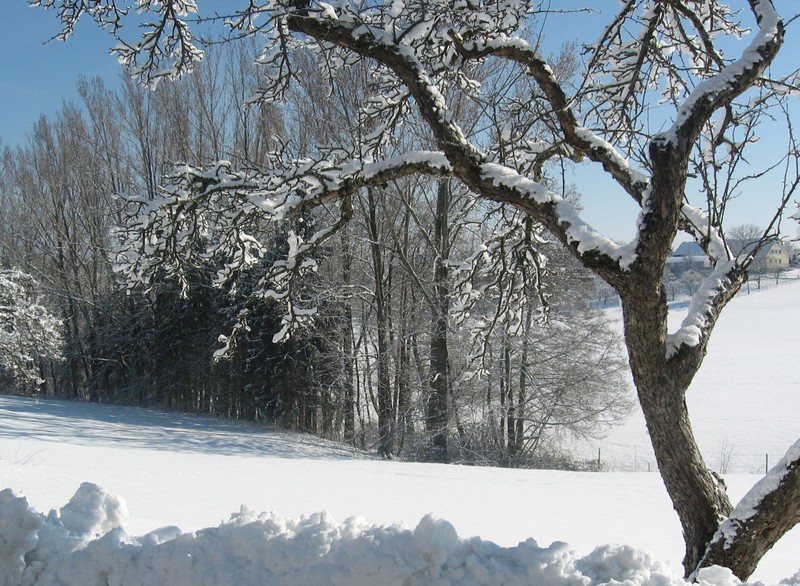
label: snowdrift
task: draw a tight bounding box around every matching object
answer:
[2,483,797,586]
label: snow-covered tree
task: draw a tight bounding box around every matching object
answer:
[0,269,63,388]
[37,0,800,579]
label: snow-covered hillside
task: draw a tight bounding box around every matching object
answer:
[572,276,800,475]
[1,280,799,585]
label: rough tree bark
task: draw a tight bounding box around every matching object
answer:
[427,179,452,463]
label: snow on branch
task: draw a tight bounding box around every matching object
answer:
[210,2,648,278]
[0,270,63,387]
[287,12,650,275]
[581,1,750,140]
[695,438,800,578]
[449,33,650,204]
[668,136,799,363]
[450,212,549,366]
[31,0,129,38]
[793,202,800,239]
[114,151,452,346]
[714,439,800,550]
[660,0,783,150]
[664,259,741,360]
[679,203,730,263]
[664,205,748,363]
[478,163,640,273]
[113,1,204,89]
[663,207,792,367]
[35,0,204,88]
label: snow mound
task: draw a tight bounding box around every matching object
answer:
[0,484,790,586]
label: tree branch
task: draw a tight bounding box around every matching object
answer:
[448,33,650,204]
[662,0,784,155]
[285,12,638,282]
[695,439,800,580]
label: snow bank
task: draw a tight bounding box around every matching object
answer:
[2,484,795,586]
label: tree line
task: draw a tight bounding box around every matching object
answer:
[0,44,629,467]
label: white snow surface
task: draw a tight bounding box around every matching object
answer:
[2,279,800,585]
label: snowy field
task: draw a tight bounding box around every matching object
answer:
[1,279,799,585]
[571,274,800,475]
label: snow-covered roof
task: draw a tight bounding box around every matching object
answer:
[665,255,707,265]
[671,242,706,257]
[733,239,790,260]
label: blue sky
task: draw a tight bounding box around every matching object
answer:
[1,2,798,242]
[1,2,122,148]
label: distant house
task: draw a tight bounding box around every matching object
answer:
[665,241,709,274]
[664,239,792,277]
[731,239,792,272]
[671,241,705,258]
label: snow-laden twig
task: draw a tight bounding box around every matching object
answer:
[114,151,453,350]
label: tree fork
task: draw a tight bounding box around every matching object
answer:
[620,292,733,575]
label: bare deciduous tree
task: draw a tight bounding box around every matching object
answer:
[38,0,800,579]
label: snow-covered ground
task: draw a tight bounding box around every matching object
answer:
[1,279,799,585]
[571,274,800,475]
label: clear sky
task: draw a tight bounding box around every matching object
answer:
[0,2,122,148]
[1,1,798,243]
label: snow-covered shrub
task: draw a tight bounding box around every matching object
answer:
[0,270,62,390]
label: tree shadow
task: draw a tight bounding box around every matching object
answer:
[0,395,369,461]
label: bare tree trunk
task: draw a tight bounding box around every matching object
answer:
[620,282,733,574]
[393,207,414,455]
[366,187,394,457]
[512,301,533,458]
[427,312,449,461]
[395,311,411,454]
[502,334,513,461]
[425,180,451,462]
[340,227,357,446]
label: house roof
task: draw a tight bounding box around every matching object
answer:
[733,239,788,260]
[672,242,705,257]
